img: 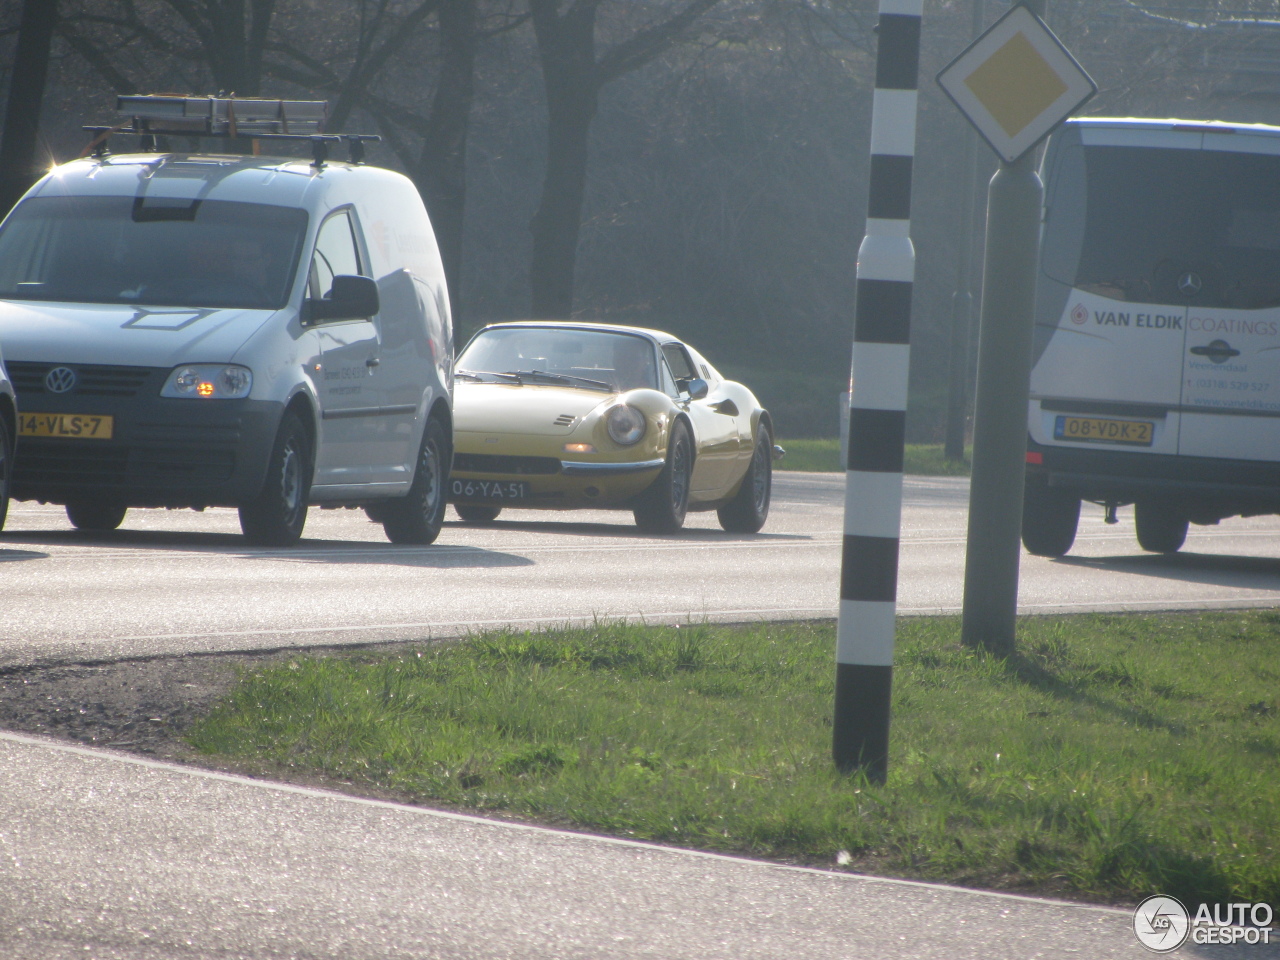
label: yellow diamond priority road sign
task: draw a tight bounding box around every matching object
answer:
[937,4,1095,163]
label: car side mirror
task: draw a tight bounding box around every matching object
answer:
[685,378,709,401]
[302,275,380,324]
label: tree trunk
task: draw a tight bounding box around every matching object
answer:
[0,0,58,215]
[528,0,599,319]
[413,0,477,321]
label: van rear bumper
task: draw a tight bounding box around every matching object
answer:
[12,399,282,508]
[1027,439,1280,516]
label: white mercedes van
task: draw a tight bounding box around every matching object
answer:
[1024,117,1280,556]
[0,96,453,546]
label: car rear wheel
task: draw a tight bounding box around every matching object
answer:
[718,424,772,533]
[455,504,501,525]
[1021,478,1079,557]
[0,415,12,532]
[634,419,692,533]
[382,418,448,544]
[66,500,127,532]
[239,411,311,546]
[1135,501,1188,553]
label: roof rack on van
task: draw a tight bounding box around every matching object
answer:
[82,95,381,167]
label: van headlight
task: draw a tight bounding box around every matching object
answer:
[162,364,253,399]
[606,404,646,445]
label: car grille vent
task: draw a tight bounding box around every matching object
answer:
[8,362,158,398]
[553,414,576,427]
[454,453,561,475]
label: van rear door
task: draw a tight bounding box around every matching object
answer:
[1174,132,1280,462]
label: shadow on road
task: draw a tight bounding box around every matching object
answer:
[445,517,810,542]
[0,529,534,569]
[1054,551,1280,589]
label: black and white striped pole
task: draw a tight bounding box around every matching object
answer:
[833,0,921,781]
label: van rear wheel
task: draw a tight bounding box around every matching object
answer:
[455,504,501,525]
[382,418,448,544]
[66,500,127,532]
[1135,501,1188,553]
[1021,479,1079,557]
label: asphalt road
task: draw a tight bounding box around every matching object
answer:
[4,471,1280,668]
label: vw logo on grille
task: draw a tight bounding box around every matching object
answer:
[44,366,77,394]
[1177,272,1202,297]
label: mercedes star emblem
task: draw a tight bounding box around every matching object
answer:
[1177,272,1202,297]
[44,366,77,394]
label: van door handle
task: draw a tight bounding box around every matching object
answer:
[366,357,381,367]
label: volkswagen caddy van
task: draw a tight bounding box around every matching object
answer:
[1024,117,1280,556]
[0,96,453,546]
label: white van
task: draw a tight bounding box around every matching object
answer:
[1024,117,1280,556]
[0,96,453,545]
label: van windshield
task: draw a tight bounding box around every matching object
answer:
[1042,144,1280,309]
[0,196,307,310]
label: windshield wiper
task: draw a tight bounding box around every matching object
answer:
[457,370,524,383]
[455,370,485,381]
[505,370,613,391]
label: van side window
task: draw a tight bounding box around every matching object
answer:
[310,211,362,300]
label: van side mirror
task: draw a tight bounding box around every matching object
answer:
[302,275,379,324]
[685,378,709,401]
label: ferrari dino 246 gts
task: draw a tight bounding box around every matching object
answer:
[449,322,782,533]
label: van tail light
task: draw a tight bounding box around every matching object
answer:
[1026,451,1043,465]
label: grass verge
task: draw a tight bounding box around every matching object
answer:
[779,439,970,476]
[187,613,1280,906]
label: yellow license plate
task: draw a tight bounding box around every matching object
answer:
[18,412,114,440]
[1054,415,1153,446]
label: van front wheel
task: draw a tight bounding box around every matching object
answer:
[239,412,312,546]
[1021,479,1080,557]
[1135,501,1188,553]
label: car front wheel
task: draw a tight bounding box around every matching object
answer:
[239,411,312,546]
[382,418,449,544]
[718,424,772,533]
[1135,500,1188,553]
[1021,478,1080,557]
[66,500,128,532]
[634,419,692,533]
[455,504,501,525]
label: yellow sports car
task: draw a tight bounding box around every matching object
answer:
[449,322,782,532]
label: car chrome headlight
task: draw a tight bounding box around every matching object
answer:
[162,364,253,399]
[606,403,646,445]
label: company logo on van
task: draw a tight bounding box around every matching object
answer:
[44,367,77,394]
[1070,303,1088,325]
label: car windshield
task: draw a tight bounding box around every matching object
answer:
[1042,143,1280,309]
[0,196,308,310]
[458,328,658,392]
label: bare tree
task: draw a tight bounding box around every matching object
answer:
[527,0,720,318]
[0,0,59,212]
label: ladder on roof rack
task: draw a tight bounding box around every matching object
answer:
[82,95,380,166]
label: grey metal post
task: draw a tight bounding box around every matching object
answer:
[833,0,922,781]
[959,0,1046,655]
[943,0,986,462]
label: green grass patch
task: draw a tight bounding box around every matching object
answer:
[187,613,1280,905]
[778,439,970,476]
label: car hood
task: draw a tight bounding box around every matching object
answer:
[454,381,616,436]
[0,300,278,367]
